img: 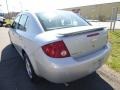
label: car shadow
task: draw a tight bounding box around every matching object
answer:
[1,44,20,61]
[0,44,113,90]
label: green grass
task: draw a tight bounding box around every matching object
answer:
[5,19,13,25]
[106,30,120,73]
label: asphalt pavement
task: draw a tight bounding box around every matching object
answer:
[0,27,113,90]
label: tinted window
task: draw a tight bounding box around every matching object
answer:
[36,10,89,31]
[12,15,21,29]
[18,15,28,30]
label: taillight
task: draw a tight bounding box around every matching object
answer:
[42,41,70,58]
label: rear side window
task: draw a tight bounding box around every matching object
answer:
[18,15,28,31]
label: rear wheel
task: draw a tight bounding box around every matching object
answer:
[23,53,39,82]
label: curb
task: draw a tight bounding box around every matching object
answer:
[97,65,120,84]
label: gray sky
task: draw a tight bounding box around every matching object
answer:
[0,0,120,13]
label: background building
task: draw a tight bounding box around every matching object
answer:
[64,2,120,21]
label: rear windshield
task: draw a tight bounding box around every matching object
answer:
[36,10,89,31]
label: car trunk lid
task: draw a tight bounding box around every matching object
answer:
[56,26,108,57]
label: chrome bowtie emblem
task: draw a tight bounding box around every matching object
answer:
[91,39,97,47]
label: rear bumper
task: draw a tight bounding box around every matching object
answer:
[37,43,111,83]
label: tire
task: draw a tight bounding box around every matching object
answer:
[23,53,39,82]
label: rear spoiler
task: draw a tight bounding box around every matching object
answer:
[57,27,106,37]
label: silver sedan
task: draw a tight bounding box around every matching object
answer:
[8,10,111,83]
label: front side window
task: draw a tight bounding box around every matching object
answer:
[36,10,89,31]
[12,15,21,29]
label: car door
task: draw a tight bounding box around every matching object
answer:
[10,15,21,46]
[15,14,28,54]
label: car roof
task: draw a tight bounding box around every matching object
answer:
[19,9,71,15]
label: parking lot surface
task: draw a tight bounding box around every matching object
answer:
[0,27,113,90]
[90,21,120,29]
